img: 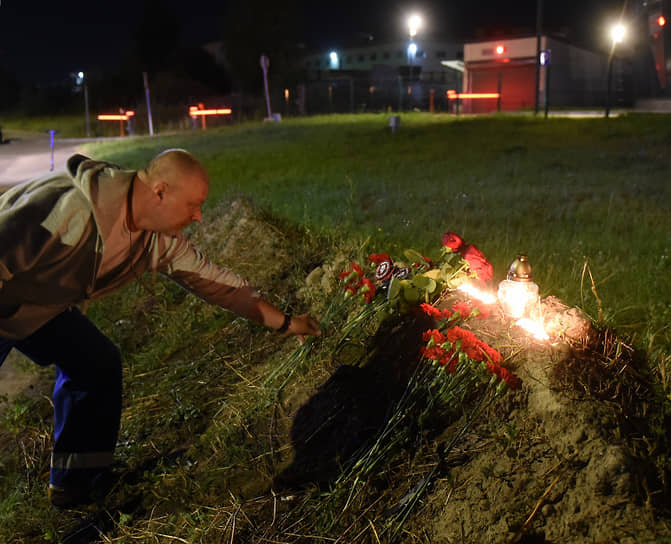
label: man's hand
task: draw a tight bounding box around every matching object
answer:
[285,313,321,343]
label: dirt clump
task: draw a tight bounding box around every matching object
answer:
[411,295,669,544]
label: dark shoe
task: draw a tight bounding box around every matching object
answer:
[48,470,119,509]
[48,484,92,509]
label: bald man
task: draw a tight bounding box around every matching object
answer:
[0,150,320,508]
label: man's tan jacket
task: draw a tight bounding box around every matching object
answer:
[0,155,259,339]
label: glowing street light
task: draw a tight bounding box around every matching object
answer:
[407,14,422,38]
[611,23,626,44]
[329,51,339,70]
[606,22,626,118]
[77,71,90,138]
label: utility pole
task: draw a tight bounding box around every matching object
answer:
[143,72,155,136]
[260,55,274,120]
[534,0,543,115]
[83,78,90,137]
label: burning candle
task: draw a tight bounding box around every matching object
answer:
[497,255,540,319]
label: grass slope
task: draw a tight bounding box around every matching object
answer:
[1,113,670,542]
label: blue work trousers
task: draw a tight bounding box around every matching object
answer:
[0,307,122,490]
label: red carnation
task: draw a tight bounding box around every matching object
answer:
[472,302,491,319]
[440,350,458,373]
[441,231,464,252]
[420,303,443,320]
[360,277,376,303]
[339,262,364,282]
[486,361,521,389]
[481,343,503,363]
[369,253,392,265]
[421,345,445,361]
[460,244,493,283]
[345,284,358,296]
[446,326,478,347]
[442,308,454,319]
[422,328,446,345]
[452,301,472,319]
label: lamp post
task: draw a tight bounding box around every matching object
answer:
[77,71,90,138]
[407,14,421,38]
[406,13,422,109]
[606,23,625,118]
[406,13,422,66]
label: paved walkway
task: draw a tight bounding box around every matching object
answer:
[0,130,95,187]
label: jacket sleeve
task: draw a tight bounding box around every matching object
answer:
[0,182,91,290]
[151,234,264,322]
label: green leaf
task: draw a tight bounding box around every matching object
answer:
[404,248,427,265]
[413,274,437,293]
[388,276,401,300]
[403,286,420,303]
[424,269,443,281]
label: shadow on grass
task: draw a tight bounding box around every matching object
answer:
[274,313,432,490]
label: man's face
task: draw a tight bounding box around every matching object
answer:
[154,175,209,236]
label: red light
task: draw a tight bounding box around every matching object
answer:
[188,106,232,116]
[658,15,666,27]
[457,92,501,99]
[495,44,505,55]
[98,114,130,121]
[446,91,501,99]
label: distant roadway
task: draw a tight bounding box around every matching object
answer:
[0,130,93,187]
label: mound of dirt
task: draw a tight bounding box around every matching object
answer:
[198,201,670,542]
[408,295,670,543]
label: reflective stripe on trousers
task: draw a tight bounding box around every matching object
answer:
[1,307,122,488]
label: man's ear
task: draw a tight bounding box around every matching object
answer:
[153,181,167,201]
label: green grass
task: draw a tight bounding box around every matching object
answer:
[80,113,671,354]
[0,114,89,138]
[2,112,671,542]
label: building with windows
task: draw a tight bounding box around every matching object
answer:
[299,39,464,113]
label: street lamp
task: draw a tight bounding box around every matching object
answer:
[605,23,626,118]
[329,51,339,70]
[407,14,422,38]
[77,71,91,138]
[76,72,91,138]
[406,14,422,66]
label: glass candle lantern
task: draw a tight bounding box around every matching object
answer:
[497,255,540,319]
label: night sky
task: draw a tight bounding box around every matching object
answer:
[0,0,626,84]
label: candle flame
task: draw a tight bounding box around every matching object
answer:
[457,282,549,341]
[515,318,549,341]
[457,283,498,305]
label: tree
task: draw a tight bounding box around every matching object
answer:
[222,0,305,92]
[0,65,22,112]
[132,0,181,72]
